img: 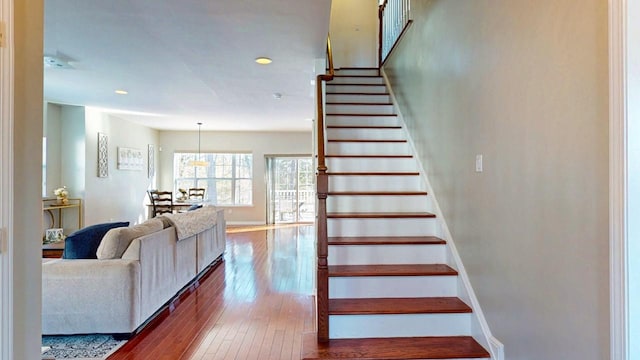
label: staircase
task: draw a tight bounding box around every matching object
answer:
[302,68,491,359]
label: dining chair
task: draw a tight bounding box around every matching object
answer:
[188,188,206,200]
[148,190,174,217]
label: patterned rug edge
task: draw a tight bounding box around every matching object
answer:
[42,334,127,360]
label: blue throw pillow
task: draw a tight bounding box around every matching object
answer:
[63,221,129,259]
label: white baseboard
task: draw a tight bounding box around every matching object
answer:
[489,336,504,360]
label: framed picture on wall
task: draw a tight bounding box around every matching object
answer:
[117,147,144,171]
[97,132,108,177]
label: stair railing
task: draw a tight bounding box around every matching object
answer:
[379,0,412,66]
[316,35,334,342]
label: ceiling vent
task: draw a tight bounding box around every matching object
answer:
[44,55,73,69]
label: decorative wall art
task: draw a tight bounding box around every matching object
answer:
[117,147,144,171]
[97,132,109,177]
[148,144,155,178]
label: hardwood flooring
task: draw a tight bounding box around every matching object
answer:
[108,224,316,360]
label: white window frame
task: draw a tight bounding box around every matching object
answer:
[0,0,14,357]
[173,152,253,206]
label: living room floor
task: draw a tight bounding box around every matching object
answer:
[108,224,316,360]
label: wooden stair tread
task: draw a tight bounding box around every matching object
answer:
[329,264,457,277]
[328,139,407,143]
[327,172,419,176]
[328,191,427,196]
[327,92,390,96]
[326,102,392,106]
[326,113,397,117]
[333,75,383,78]
[327,83,386,86]
[327,212,435,218]
[327,125,401,129]
[335,67,380,70]
[328,236,445,245]
[302,334,490,359]
[329,297,471,315]
[325,154,412,158]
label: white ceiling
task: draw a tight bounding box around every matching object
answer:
[43,0,332,131]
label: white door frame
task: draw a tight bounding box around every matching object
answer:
[609,0,638,359]
[0,0,14,358]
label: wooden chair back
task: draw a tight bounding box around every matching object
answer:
[188,188,206,200]
[148,190,174,217]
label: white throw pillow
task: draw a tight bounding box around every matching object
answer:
[96,219,164,259]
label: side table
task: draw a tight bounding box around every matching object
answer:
[42,241,64,258]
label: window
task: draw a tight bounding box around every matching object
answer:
[174,153,253,205]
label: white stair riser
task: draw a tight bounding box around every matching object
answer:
[329,276,458,298]
[328,244,446,265]
[327,84,388,94]
[326,104,395,115]
[329,313,471,338]
[327,142,409,156]
[326,157,417,172]
[329,175,424,192]
[334,69,380,76]
[326,94,391,103]
[326,115,400,127]
[327,128,404,141]
[331,76,385,85]
[327,195,432,213]
[328,218,439,237]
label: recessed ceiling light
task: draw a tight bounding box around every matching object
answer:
[255,57,272,65]
[114,90,128,95]
[273,92,282,100]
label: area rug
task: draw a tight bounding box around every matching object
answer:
[41,334,126,360]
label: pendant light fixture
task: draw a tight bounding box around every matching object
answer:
[188,122,209,167]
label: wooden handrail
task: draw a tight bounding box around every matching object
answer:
[316,35,334,343]
[326,35,334,78]
[317,36,334,171]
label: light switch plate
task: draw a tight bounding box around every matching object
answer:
[475,154,483,172]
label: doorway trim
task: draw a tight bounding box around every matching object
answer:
[0,0,14,357]
[609,0,634,359]
[265,155,315,224]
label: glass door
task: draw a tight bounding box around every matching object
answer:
[266,157,315,224]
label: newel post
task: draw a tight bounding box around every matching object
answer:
[316,168,329,342]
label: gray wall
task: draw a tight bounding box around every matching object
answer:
[329,0,379,68]
[383,1,608,358]
[44,103,62,196]
[43,106,159,227]
[84,109,159,225]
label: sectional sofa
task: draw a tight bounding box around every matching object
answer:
[42,206,225,336]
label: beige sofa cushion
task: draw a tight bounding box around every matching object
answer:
[96,219,164,259]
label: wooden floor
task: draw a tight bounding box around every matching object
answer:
[108,224,316,360]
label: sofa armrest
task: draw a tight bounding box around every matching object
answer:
[42,259,141,335]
